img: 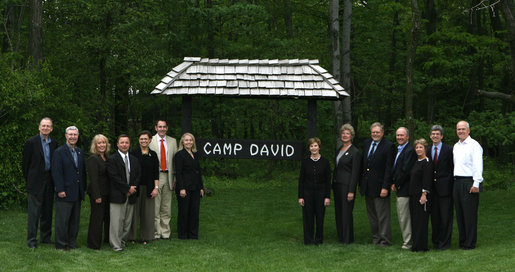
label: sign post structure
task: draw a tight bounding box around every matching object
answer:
[152,57,348,161]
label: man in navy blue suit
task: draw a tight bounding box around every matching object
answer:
[52,126,87,250]
[360,122,395,246]
[428,125,454,250]
[22,117,58,248]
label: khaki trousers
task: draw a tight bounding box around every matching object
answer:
[155,172,172,239]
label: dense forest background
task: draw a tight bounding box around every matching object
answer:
[1,0,513,208]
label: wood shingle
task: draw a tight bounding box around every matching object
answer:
[152,57,348,99]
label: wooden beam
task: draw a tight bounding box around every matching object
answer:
[307,99,317,138]
[181,96,192,135]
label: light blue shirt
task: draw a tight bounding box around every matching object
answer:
[368,140,381,158]
[431,142,443,161]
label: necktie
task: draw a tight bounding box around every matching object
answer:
[368,142,377,159]
[124,155,130,184]
[71,149,78,167]
[160,139,167,171]
[433,146,438,167]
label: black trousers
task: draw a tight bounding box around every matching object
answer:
[177,189,201,239]
[55,200,81,249]
[301,189,326,245]
[409,195,429,252]
[27,172,54,247]
[453,178,479,249]
[87,196,110,249]
[430,193,453,249]
[333,183,355,244]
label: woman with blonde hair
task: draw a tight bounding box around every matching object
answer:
[174,133,204,239]
[87,134,111,250]
[333,124,362,244]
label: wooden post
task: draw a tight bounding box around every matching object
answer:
[181,96,192,135]
[307,99,317,138]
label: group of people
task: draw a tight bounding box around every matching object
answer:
[22,118,204,251]
[298,121,483,251]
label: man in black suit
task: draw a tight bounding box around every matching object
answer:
[428,125,454,250]
[107,134,141,252]
[360,122,395,246]
[52,126,87,250]
[22,117,58,248]
[391,127,416,249]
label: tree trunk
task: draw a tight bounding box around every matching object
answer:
[406,0,422,133]
[29,0,43,66]
[387,0,400,128]
[500,0,515,111]
[424,0,437,123]
[341,0,352,125]
[330,0,343,139]
[283,0,294,39]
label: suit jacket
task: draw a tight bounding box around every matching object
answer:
[174,149,204,191]
[86,154,110,200]
[360,138,395,198]
[107,151,141,204]
[149,134,177,190]
[22,134,58,196]
[332,145,362,194]
[391,143,417,197]
[52,144,87,202]
[426,143,454,197]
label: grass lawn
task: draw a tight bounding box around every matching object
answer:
[1,172,514,271]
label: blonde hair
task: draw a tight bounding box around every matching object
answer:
[414,138,428,150]
[90,134,111,155]
[179,133,197,152]
[339,123,355,139]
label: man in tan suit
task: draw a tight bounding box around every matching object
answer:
[149,120,177,239]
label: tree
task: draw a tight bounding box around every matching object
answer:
[406,0,422,134]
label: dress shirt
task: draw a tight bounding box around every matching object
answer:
[66,143,78,167]
[431,142,442,161]
[118,150,130,172]
[368,140,381,157]
[394,142,408,167]
[453,136,483,188]
[40,134,52,171]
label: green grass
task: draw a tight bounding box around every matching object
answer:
[1,172,514,272]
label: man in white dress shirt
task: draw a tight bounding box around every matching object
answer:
[453,120,483,250]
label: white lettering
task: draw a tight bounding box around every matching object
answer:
[260,144,269,156]
[213,143,221,154]
[286,145,294,157]
[223,143,232,155]
[271,144,279,156]
[250,144,258,156]
[203,142,212,155]
[234,143,242,155]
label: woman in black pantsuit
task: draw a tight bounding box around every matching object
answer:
[174,133,204,239]
[86,134,111,250]
[333,124,362,244]
[298,137,332,245]
[409,138,433,252]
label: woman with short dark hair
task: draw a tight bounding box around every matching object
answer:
[298,137,332,245]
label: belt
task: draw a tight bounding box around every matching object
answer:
[454,176,472,180]
[160,170,169,173]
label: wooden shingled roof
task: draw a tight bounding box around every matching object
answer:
[151,57,348,99]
